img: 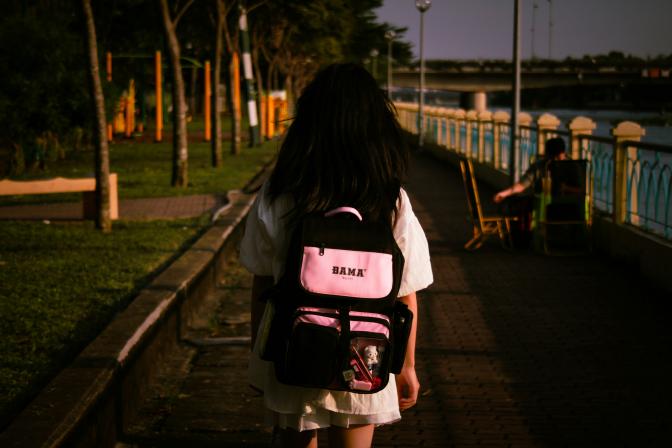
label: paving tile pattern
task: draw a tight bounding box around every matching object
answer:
[124,153,672,447]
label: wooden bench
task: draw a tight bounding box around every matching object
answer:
[0,173,119,220]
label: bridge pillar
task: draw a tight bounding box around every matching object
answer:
[536,113,561,157]
[493,111,510,170]
[612,121,645,226]
[567,116,596,159]
[459,91,488,112]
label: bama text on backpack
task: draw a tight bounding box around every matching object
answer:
[258,207,413,394]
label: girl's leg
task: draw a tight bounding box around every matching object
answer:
[327,424,375,448]
[277,427,318,448]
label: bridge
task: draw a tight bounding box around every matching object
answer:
[392,67,672,110]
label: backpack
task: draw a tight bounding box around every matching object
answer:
[258,206,413,394]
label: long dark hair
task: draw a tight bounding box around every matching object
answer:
[268,63,408,223]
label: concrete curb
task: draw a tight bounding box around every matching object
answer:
[0,163,273,447]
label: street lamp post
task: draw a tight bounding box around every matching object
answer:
[415,0,431,148]
[511,0,522,183]
[370,48,379,79]
[385,30,396,97]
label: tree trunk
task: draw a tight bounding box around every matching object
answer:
[230,54,241,155]
[159,0,189,187]
[211,0,224,167]
[285,73,295,117]
[189,65,197,118]
[81,0,111,232]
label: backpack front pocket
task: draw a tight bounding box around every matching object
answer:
[280,310,341,388]
[277,307,393,393]
[300,247,393,299]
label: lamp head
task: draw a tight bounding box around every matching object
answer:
[385,30,396,41]
[415,0,431,13]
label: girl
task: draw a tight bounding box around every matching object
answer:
[240,63,433,448]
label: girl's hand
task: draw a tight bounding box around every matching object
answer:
[396,366,420,411]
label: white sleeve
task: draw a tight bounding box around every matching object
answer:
[394,189,433,297]
[238,186,275,277]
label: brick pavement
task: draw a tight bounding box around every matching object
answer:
[123,152,672,447]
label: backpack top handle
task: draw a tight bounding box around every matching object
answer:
[324,207,363,222]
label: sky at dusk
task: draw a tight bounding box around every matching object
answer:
[374,0,672,60]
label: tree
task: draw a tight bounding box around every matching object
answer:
[0,4,91,174]
[210,0,227,166]
[159,0,193,187]
[81,0,112,232]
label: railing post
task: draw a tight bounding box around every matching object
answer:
[428,107,437,145]
[477,110,492,163]
[437,107,448,146]
[432,108,440,145]
[493,111,510,170]
[454,109,466,153]
[446,108,456,150]
[536,113,560,157]
[517,112,533,180]
[466,110,478,158]
[443,108,453,149]
[611,121,645,226]
[568,116,597,159]
[402,102,418,135]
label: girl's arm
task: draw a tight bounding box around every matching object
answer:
[250,275,274,348]
[396,292,419,411]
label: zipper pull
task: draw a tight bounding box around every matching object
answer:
[319,243,325,256]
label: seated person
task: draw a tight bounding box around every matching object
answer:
[494,137,567,205]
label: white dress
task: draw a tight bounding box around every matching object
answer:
[239,183,433,431]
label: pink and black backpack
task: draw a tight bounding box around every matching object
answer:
[260,207,412,394]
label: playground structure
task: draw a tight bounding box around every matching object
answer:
[104,51,289,144]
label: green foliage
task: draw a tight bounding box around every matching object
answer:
[0,10,90,151]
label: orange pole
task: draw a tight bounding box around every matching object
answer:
[260,95,267,139]
[155,51,162,142]
[107,123,113,142]
[204,60,211,141]
[106,51,112,82]
[232,52,241,120]
[125,82,133,138]
[267,94,275,138]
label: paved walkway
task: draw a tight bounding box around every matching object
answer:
[124,152,672,447]
[0,194,226,220]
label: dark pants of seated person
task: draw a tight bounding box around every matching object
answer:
[498,195,533,248]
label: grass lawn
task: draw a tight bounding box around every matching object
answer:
[0,117,275,205]
[0,134,277,424]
